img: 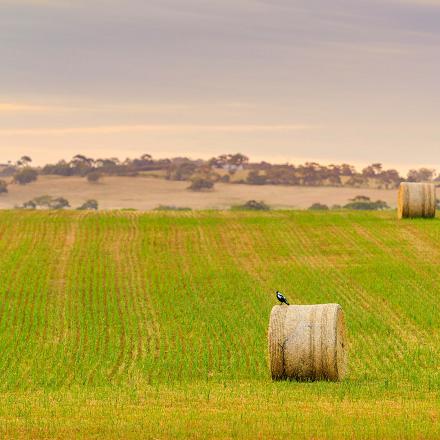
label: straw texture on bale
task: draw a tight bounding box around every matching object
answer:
[397,182,436,219]
[268,304,347,381]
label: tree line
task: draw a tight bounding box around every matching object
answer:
[0,153,438,193]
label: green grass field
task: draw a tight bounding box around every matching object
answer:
[0,210,439,439]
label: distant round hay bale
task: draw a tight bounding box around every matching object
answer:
[397,182,436,219]
[268,304,347,381]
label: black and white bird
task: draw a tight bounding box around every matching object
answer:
[276,290,289,305]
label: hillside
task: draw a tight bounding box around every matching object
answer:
[0,210,438,438]
[0,175,397,210]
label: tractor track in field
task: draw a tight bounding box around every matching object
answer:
[277,223,384,376]
[63,218,97,387]
[44,218,79,387]
[349,222,440,334]
[107,212,141,382]
[0,211,438,390]
[278,220,413,376]
[139,225,162,378]
[325,225,419,324]
[20,224,61,389]
[122,214,145,379]
[196,219,253,377]
[321,228,410,373]
[0,219,23,335]
[215,220,277,375]
[0,218,48,389]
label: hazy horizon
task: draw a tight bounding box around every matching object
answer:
[1,0,439,171]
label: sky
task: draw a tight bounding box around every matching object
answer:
[0,0,439,171]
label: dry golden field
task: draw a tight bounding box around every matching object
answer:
[0,175,397,210]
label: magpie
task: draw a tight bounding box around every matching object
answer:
[276,290,289,305]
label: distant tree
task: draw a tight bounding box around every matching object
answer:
[345,175,367,188]
[70,154,95,176]
[372,163,383,174]
[228,153,249,167]
[130,153,157,171]
[232,200,270,211]
[32,195,53,207]
[22,200,36,209]
[356,163,401,189]
[349,195,371,202]
[13,168,38,185]
[362,163,383,177]
[50,197,70,210]
[340,164,355,176]
[167,162,198,181]
[380,169,401,189]
[343,201,371,210]
[208,154,229,168]
[246,170,267,185]
[407,168,435,182]
[344,198,389,211]
[0,180,8,194]
[209,153,249,169]
[42,160,72,176]
[308,203,329,210]
[327,175,342,186]
[374,200,390,210]
[16,156,32,168]
[95,158,117,169]
[86,171,102,183]
[71,154,94,167]
[0,162,17,177]
[265,165,300,185]
[93,157,122,174]
[77,199,98,210]
[297,162,324,186]
[188,178,214,191]
[21,195,70,210]
[154,205,192,211]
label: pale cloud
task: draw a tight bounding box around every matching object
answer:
[391,0,440,5]
[0,102,53,112]
[1,0,439,167]
[0,0,71,5]
[321,42,409,55]
[0,124,314,136]
[0,101,194,114]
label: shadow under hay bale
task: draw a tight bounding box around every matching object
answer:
[268,304,347,382]
[397,182,436,219]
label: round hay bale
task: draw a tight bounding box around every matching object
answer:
[268,304,347,381]
[397,182,436,219]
